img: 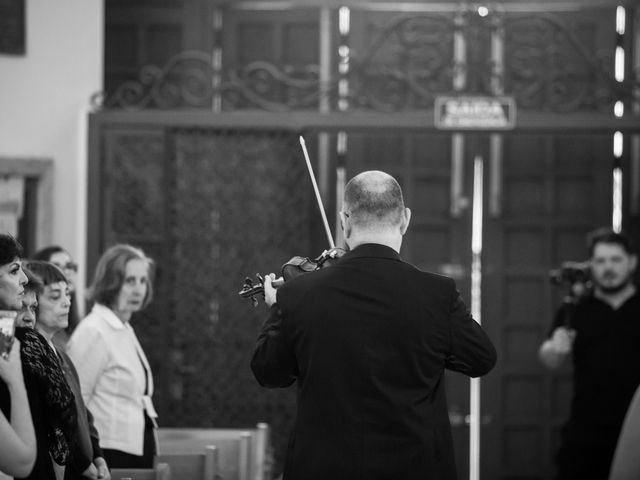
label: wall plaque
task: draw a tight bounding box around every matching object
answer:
[435,96,516,130]
[0,0,26,55]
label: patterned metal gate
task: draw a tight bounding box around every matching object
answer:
[91,126,321,472]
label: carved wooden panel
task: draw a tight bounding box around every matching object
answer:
[96,126,316,476]
[164,129,309,474]
[103,129,166,240]
[483,133,612,479]
[100,127,171,423]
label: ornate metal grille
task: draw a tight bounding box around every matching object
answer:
[96,6,637,113]
[100,128,315,475]
[504,14,621,112]
[347,14,456,111]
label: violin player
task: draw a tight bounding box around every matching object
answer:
[251,170,497,480]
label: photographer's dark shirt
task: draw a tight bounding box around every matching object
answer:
[551,292,640,428]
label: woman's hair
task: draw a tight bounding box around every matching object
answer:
[22,265,44,294]
[31,244,80,336]
[23,260,67,289]
[88,244,154,309]
[23,261,68,319]
[0,233,24,266]
[32,245,67,262]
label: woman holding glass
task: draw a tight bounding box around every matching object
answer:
[0,234,46,478]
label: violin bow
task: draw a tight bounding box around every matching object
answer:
[299,136,336,249]
[238,136,337,305]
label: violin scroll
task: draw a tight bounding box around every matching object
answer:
[238,274,265,307]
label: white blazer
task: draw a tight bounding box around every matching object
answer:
[67,303,156,456]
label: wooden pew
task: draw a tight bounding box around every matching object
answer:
[155,445,218,480]
[157,423,269,480]
[110,461,171,480]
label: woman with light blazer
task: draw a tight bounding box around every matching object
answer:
[68,244,158,468]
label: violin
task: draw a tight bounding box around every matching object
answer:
[239,135,345,307]
[238,247,346,306]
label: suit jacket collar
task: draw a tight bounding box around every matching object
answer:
[342,243,402,262]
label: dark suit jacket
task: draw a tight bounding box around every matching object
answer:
[251,243,497,480]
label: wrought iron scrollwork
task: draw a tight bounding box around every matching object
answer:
[93,51,214,111]
[504,13,628,112]
[221,61,327,112]
[93,8,638,113]
[347,14,456,111]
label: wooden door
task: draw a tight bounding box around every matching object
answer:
[481,132,612,479]
[105,1,209,99]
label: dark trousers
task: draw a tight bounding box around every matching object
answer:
[554,425,619,480]
[104,416,157,469]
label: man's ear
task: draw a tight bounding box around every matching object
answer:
[339,211,346,232]
[339,211,351,239]
[400,207,411,235]
[630,254,638,273]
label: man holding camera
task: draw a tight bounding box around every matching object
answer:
[539,228,639,480]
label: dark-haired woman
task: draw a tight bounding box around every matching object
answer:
[0,234,77,480]
[68,244,158,469]
[32,245,81,346]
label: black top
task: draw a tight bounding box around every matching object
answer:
[0,367,56,480]
[551,292,640,428]
[251,243,497,480]
[0,328,78,480]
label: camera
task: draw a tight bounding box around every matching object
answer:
[549,261,591,286]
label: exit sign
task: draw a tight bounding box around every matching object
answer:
[434,96,516,130]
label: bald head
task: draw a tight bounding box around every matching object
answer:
[343,170,406,231]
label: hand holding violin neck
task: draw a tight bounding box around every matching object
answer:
[262,274,279,307]
[238,274,265,307]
